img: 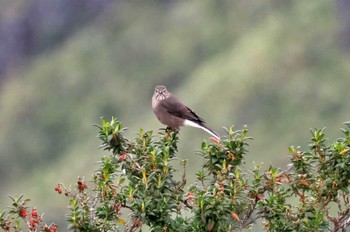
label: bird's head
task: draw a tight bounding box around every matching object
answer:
[154,85,169,100]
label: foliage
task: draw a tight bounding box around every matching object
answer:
[0,194,57,232]
[1,118,350,231]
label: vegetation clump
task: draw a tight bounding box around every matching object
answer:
[1,118,350,231]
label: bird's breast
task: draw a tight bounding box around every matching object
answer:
[152,96,159,109]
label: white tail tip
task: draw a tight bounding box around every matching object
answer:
[183,119,220,140]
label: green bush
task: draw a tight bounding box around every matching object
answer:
[1,118,350,231]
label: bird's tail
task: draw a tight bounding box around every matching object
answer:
[184,120,220,140]
[200,124,220,140]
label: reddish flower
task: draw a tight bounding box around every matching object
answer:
[50,225,58,232]
[187,191,195,200]
[77,178,88,193]
[115,202,121,213]
[256,195,264,201]
[54,185,62,194]
[31,208,38,218]
[209,137,220,145]
[187,192,196,205]
[263,220,269,228]
[77,179,83,186]
[216,181,225,191]
[29,217,39,229]
[231,212,240,222]
[19,208,27,218]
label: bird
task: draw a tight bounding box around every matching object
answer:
[152,85,220,139]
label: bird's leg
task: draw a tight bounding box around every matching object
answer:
[165,127,172,140]
[165,127,179,140]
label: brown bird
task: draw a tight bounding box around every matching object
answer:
[152,85,219,139]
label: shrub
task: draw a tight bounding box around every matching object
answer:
[1,118,350,231]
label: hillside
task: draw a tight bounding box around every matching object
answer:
[0,1,349,230]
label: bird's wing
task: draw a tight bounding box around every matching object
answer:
[159,95,205,124]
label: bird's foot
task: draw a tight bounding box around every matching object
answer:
[165,126,173,133]
[164,127,179,140]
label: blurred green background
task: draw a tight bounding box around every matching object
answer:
[1,0,350,230]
